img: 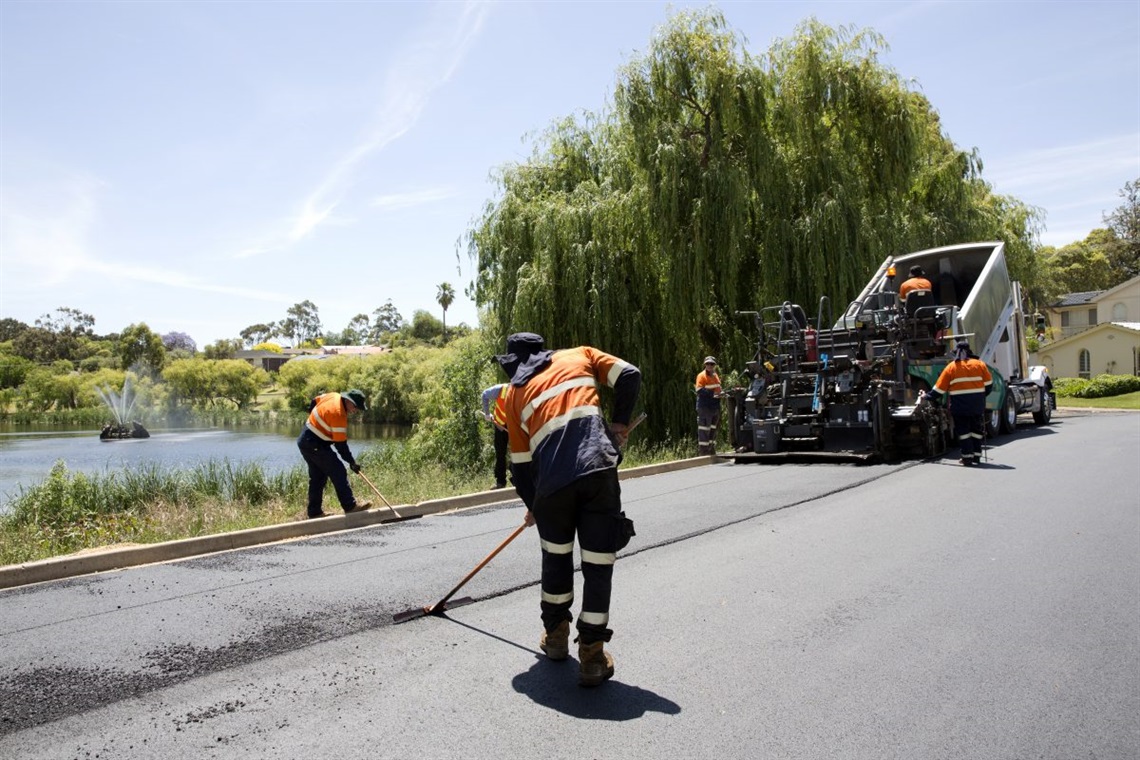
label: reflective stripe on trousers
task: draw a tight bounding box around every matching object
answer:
[697,407,720,454]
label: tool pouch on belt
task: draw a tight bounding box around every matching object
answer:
[614,511,636,551]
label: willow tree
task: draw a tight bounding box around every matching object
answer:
[468,9,1041,440]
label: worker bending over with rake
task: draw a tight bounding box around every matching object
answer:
[297,389,373,518]
[928,340,993,466]
[496,332,641,687]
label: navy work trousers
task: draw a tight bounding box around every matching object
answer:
[532,468,623,645]
[953,413,985,461]
[297,429,355,517]
[493,426,509,487]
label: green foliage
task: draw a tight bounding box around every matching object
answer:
[163,358,268,409]
[0,355,34,389]
[407,310,445,343]
[0,459,309,563]
[1053,374,1140,399]
[117,322,166,372]
[203,338,243,359]
[404,332,498,472]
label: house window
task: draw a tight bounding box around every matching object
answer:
[1088,308,1097,326]
[1061,311,1070,327]
[1113,302,1127,321]
[1079,349,1091,379]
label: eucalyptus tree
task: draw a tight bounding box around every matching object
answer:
[240,323,276,348]
[370,301,404,342]
[284,300,322,346]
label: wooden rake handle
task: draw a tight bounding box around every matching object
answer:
[355,470,402,519]
[426,521,529,615]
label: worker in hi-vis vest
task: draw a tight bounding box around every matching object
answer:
[695,356,722,455]
[297,389,373,518]
[928,340,993,466]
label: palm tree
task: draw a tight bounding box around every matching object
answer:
[436,282,455,340]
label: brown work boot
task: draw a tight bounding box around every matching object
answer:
[344,500,372,514]
[578,640,614,687]
[539,620,570,661]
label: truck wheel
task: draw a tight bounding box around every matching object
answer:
[1032,391,1053,425]
[986,407,1001,438]
[999,392,1016,435]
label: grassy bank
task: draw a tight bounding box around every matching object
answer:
[1055,390,1140,410]
[0,437,693,567]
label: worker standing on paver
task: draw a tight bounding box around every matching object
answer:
[496,332,641,687]
[297,389,373,518]
[928,340,993,466]
[695,356,722,455]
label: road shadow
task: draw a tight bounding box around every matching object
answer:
[511,656,682,721]
[932,459,1015,470]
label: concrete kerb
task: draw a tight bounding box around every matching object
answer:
[0,455,717,591]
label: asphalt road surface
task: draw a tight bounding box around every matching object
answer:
[1,411,1137,760]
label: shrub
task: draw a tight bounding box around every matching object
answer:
[1054,374,1140,398]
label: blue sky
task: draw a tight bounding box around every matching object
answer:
[2,1,1137,349]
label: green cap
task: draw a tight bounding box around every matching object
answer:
[341,389,367,411]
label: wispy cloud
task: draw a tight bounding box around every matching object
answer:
[0,173,289,303]
[984,134,1140,195]
[371,186,457,211]
[0,172,103,288]
[277,1,491,248]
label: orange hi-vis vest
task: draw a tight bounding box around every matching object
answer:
[932,358,993,415]
[306,392,350,443]
[695,370,721,409]
[503,346,638,502]
[899,276,933,301]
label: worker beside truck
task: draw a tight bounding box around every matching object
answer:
[695,356,723,455]
[927,340,994,466]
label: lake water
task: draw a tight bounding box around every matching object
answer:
[0,423,408,513]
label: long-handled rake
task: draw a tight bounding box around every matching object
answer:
[393,520,529,624]
[355,470,403,520]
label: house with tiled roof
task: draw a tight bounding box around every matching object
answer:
[1033,275,1140,377]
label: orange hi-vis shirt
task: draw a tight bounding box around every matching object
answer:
[306,392,350,443]
[695,370,721,409]
[932,358,993,415]
[503,346,640,505]
[899,276,933,301]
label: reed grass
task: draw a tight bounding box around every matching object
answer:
[0,437,693,566]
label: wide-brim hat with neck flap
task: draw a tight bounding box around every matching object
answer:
[495,332,554,386]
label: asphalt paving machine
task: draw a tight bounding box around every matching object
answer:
[728,242,1055,463]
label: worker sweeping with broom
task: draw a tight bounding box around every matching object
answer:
[496,332,641,687]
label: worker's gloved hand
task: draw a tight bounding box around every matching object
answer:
[350,463,362,473]
[608,422,630,449]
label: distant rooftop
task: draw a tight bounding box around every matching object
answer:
[1050,290,1103,307]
